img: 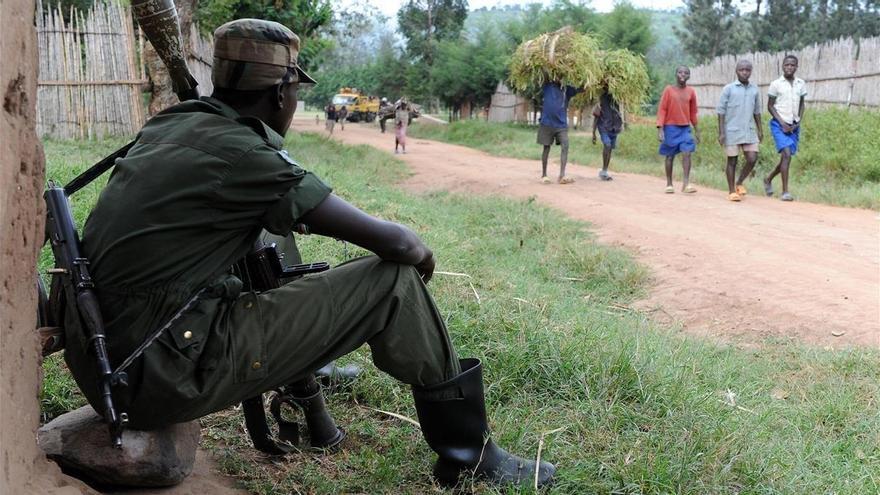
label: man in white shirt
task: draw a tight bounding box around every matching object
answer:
[764,54,807,201]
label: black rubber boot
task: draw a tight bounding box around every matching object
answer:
[412,358,556,488]
[289,385,346,450]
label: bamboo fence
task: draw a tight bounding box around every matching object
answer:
[36,0,146,139]
[188,23,214,95]
[688,36,880,114]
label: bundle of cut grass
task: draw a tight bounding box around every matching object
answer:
[569,49,650,113]
[508,27,603,92]
[602,49,650,111]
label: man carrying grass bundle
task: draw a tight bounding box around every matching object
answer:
[537,82,581,184]
[717,59,763,202]
[764,55,806,202]
[657,66,699,194]
[66,18,555,490]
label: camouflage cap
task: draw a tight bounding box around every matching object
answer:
[212,18,316,90]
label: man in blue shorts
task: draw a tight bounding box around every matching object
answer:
[764,55,806,202]
[537,82,581,184]
[657,66,700,193]
[592,88,622,181]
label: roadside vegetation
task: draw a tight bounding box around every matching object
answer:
[40,134,880,493]
[408,108,880,210]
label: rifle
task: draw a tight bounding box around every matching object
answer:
[43,182,128,447]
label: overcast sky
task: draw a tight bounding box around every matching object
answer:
[364,0,685,18]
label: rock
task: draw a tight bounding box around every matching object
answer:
[38,406,200,488]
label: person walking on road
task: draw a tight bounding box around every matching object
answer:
[717,59,763,202]
[338,105,348,131]
[764,55,806,202]
[537,82,581,184]
[657,66,700,194]
[592,88,622,182]
[394,100,410,154]
[325,103,337,134]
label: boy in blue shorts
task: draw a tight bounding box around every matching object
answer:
[592,88,622,181]
[657,66,700,193]
[765,55,806,202]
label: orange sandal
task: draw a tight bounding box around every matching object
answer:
[728,192,742,202]
[735,184,747,196]
[558,176,575,184]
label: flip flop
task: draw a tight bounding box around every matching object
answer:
[540,176,551,184]
[683,185,697,194]
[735,184,748,196]
[665,186,674,194]
[558,176,575,184]
[763,179,774,197]
[728,192,742,202]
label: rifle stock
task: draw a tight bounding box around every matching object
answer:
[44,183,127,448]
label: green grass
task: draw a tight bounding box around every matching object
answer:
[408,108,880,210]
[40,133,880,493]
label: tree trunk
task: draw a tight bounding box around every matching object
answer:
[0,0,96,492]
[145,0,198,115]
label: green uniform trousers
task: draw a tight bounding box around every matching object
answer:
[121,255,460,429]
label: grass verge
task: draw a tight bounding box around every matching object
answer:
[40,133,879,494]
[408,108,880,210]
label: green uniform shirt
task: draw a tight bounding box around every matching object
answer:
[67,97,331,421]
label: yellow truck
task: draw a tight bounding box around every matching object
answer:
[331,88,380,122]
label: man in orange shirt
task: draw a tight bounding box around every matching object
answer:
[657,66,700,194]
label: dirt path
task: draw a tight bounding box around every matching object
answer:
[298,117,879,348]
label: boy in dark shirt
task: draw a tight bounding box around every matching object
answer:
[591,89,622,181]
[537,82,580,184]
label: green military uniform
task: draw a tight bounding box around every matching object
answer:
[66,89,458,429]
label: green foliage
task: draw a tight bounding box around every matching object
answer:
[430,23,510,111]
[408,108,880,210]
[598,2,655,55]
[678,0,880,62]
[196,0,333,69]
[397,0,468,64]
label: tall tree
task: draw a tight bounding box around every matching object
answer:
[676,0,751,61]
[600,2,654,55]
[397,0,468,64]
[197,0,333,69]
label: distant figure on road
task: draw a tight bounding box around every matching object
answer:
[537,82,581,184]
[591,88,622,182]
[325,103,337,134]
[394,100,409,154]
[379,97,391,133]
[764,55,806,202]
[338,105,348,131]
[717,59,763,202]
[657,66,699,194]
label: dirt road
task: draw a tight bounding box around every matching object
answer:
[300,117,879,348]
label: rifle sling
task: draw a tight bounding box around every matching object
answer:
[64,140,137,196]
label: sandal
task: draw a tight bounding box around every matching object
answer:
[683,185,697,194]
[540,176,551,184]
[558,176,575,184]
[664,186,675,194]
[728,192,742,202]
[598,170,613,181]
[763,179,774,197]
[735,184,748,196]
[781,192,794,201]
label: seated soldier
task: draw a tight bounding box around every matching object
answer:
[63,18,555,488]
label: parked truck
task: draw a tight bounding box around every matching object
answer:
[331,88,379,122]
